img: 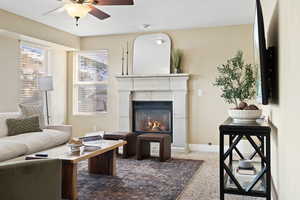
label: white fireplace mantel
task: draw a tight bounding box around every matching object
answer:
[116,73,190,152]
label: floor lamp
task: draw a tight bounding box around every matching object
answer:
[38,76,53,125]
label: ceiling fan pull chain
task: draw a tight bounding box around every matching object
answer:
[75,16,80,26]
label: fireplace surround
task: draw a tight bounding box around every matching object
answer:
[116,74,189,152]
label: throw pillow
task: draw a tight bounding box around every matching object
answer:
[19,104,46,129]
[6,116,42,136]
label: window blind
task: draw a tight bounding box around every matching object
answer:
[19,43,47,104]
[74,51,108,114]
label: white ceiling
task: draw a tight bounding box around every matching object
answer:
[0,0,256,37]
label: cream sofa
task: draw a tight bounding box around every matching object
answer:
[0,112,72,162]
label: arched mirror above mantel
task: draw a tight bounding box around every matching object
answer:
[133,33,171,75]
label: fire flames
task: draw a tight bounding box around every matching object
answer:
[143,119,168,132]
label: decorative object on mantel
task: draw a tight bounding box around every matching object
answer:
[121,47,125,75]
[133,33,171,75]
[172,48,183,73]
[126,41,129,75]
[213,51,262,122]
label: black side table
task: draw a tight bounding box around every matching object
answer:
[219,118,271,200]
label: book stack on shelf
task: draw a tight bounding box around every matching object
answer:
[236,166,257,175]
[232,160,260,190]
[236,160,257,177]
[226,160,264,192]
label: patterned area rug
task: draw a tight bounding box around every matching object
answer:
[77,157,203,200]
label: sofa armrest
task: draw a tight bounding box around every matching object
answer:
[0,159,62,200]
[46,124,72,136]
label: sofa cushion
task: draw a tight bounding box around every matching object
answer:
[6,116,42,136]
[0,141,28,162]
[43,129,71,147]
[0,113,21,138]
[1,132,54,154]
[19,104,46,129]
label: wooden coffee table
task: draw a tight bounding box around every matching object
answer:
[26,140,127,200]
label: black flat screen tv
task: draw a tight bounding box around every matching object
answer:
[253,0,269,105]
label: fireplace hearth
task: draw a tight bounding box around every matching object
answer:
[133,101,173,137]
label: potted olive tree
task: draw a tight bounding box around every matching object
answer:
[213,50,262,123]
[214,51,261,156]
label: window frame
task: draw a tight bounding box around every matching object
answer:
[73,50,109,116]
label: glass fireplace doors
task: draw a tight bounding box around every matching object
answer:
[132,101,173,136]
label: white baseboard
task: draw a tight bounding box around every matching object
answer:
[136,143,228,153]
[189,144,229,152]
[171,146,189,153]
[150,143,189,154]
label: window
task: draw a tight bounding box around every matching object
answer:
[74,51,108,115]
[19,43,48,104]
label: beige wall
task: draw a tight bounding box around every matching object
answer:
[260,0,280,196]
[68,25,254,145]
[0,9,80,50]
[49,49,68,124]
[0,35,19,112]
[261,0,300,199]
[276,0,300,199]
[278,1,300,198]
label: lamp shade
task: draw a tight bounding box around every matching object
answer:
[38,76,53,91]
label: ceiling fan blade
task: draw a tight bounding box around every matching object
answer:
[93,0,134,6]
[42,6,65,16]
[88,6,111,20]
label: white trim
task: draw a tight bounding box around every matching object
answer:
[149,143,189,154]
[76,50,109,54]
[115,73,190,78]
[148,143,228,153]
[73,81,108,85]
[189,144,229,152]
[171,145,189,153]
[73,111,108,116]
[20,40,50,50]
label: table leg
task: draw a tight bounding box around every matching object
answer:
[220,131,225,200]
[137,140,151,160]
[62,162,78,200]
[266,134,271,200]
[229,135,233,166]
[88,149,116,176]
[261,136,265,168]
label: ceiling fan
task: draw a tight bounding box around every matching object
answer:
[44,0,134,26]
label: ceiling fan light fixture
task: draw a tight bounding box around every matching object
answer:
[65,3,91,18]
[155,39,165,45]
